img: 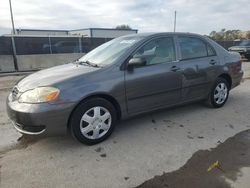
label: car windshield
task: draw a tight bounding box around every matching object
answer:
[239,40,250,46]
[78,36,144,66]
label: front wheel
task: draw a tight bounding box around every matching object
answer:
[206,77,229,108]
[70,98,117,145]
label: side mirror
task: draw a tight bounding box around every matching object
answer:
[127,57,146,69]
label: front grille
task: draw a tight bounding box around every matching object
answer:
[12,86,19,101]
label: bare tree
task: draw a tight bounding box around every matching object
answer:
[115,25,132,30]
[209,29,249,41]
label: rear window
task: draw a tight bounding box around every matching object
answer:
[178,37,207,59]
[207,44,216,56]
[178,36,216,60]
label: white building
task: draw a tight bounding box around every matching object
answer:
[14,29,69,36]
[10,28,138,38]
[69,28,138,38]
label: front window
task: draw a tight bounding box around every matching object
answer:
[132,37,176,65]
[78,36,144,66]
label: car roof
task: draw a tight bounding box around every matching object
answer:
[124,32,204,38]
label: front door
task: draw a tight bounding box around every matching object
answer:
[125,36,182,114]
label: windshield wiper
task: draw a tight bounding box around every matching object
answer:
[76,60,101,68]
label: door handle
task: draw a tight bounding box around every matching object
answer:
[170,66,180,72]
[209,60,216,65]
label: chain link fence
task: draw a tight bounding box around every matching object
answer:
[0,36,112,55]
[0,36,113,72]
[0,36,244,72]
[215,40,241,50]
[0,36,243,56]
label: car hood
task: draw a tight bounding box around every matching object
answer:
[17,63,100,92]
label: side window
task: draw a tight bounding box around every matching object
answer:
[207,44,216,56]
[178,37,207,59]
[133,37,176,65]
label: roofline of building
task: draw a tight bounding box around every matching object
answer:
[2,34,82,38]
[15,29,69,32]
[15,28,138,33]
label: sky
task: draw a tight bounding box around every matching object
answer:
[0,0,249,35]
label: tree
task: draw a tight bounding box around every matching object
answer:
[115,24,132,30]
[246,31,250,39]
[209,29,249,41]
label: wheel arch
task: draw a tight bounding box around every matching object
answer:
[218,73,232,89]
[67,93,122,131]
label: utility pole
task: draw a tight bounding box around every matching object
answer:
[174,11,177,32]
[9,0,18,71]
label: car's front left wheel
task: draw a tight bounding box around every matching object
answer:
[70,98,117,145]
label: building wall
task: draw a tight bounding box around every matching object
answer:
[15,30,68,36]
[91,29,137,38]
[69,29,137,38]
[8,28,138,38]
[69,30,91,37]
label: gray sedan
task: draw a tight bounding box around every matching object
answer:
[6,32,243,144]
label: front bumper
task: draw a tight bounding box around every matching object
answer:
[6,98,76,135]
[12,121,46,135]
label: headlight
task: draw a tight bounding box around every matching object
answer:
[18,87,60,103]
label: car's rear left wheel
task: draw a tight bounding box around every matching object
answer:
[70,98,117,145]
[206,77,229,108]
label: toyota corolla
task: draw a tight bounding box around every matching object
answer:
[6,32,243,144]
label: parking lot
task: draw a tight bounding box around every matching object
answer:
[1,68,250,188]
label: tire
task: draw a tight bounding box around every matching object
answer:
[70,98,117,145]
[206,77,229,108]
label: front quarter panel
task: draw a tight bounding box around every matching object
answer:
[53,66,127,118]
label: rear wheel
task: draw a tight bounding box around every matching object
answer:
[70,98,117,145]
[206,77,229,108]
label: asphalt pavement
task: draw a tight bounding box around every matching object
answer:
[1,73,250,188]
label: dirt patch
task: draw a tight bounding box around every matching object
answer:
[0,135,38,156]
[124,177,130,181]
[100,153,107,158]
[95,147,103,153]
[136,129,250,188]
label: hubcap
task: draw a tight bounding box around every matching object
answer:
[80,106,112,139]
[214,83,228,104]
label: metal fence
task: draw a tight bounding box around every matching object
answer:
[0,36,244,72]
[0,37,13,55]
[215,40,241,50]
[0,36,112,55]
[0,36,243,56]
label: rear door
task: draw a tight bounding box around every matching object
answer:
[176,35,219,101]
[125,36,182,114]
